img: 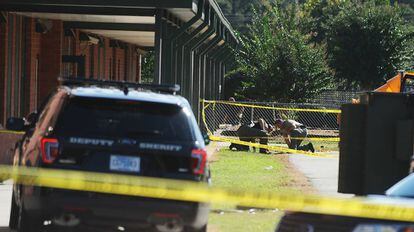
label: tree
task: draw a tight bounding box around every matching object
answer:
[216,0,276,31]
[301,0,347,43]
[141,51,154,84]
[233,4,333,102]
[325,2,414,89]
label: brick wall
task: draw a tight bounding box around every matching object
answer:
[26,18,41,113]
[114,47,126,81]
[104,38,113,80]
[38,20,62,104]
[0,14,142,123]
[0,15,7,125]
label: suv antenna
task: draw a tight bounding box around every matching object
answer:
[123,85,129,95]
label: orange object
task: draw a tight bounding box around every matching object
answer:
[374,73,402,93]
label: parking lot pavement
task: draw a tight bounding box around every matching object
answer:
[289,152,352,197]
[0,180,12,230]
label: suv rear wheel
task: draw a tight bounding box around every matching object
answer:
[17,204,42,232]
[185,225,207,232]
[9,189,19,229]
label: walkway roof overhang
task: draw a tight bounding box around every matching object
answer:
[0,0,236,48]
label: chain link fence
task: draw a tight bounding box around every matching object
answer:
[309,90,362,108]
[202,100,341,152]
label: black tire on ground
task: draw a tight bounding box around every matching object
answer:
[9,189,19,229]
[185,225,207,232]
[17,205,42,232]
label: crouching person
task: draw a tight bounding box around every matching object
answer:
[229,118,271,154]
[274,119,315,153]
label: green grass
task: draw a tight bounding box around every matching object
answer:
[209,149,292,192]
[207,149,294,232]
[314,141,339,152]
[208,210,282,232]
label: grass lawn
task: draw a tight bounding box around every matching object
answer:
[207,148,298,232]
[209,149,293,193]
[208,209,282,232]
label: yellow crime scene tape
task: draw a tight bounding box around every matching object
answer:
[0,128,340,143]
[0,128,335,158]
[202,101,213,135]
[1,165,414,222]
[0,129,24,135]
[209,135,335,157]
[202,100,341,114]
[218,136,340,142]
[201,99,341,146]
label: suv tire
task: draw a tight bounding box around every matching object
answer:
[9,189,19,229]
[185,225,207,232]
[17,204,41,232]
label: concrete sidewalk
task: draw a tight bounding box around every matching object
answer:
[289,152,352,197]
[0,181,12,230]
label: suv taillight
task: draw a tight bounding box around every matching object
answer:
[191,149,207,175]
[41,138,59,164]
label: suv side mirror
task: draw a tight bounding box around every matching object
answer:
[203,133,210,145]
[6,117,25,131]
[26,111,38,126]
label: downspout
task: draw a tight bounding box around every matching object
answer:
[200,22,224,100]
[177,8,216,97]
[177,5,211,48]
[168,0,205,84]
[199,22,224,57]
[168,0,205,42]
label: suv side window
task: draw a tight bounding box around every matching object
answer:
[36,90,68,136]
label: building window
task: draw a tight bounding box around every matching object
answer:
[62,36,75,77]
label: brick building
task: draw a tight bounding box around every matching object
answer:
[0,13,143,125]
[0,0,237,127]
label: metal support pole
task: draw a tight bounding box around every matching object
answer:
[153,9,164,84]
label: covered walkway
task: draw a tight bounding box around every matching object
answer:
[0,0,236,123]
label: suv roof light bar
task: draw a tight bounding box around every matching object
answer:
[58,77,180,94]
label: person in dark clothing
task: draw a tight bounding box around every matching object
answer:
[223,97,242,125]
[274,119,315,153]
[230,118,271,154]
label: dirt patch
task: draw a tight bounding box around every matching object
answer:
[275,154,316,194]
[207,141,229,163]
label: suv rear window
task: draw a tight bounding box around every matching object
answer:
[54,97,194,142]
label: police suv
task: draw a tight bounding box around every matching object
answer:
[6,79,210,232]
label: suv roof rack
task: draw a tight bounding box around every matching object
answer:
[58,77,180,95]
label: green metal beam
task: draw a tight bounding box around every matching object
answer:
[164,0,205,86]
[63,22,155,31]
[0,0,193,10]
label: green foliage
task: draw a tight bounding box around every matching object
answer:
[325,2,414,89]
[216,0,276,30]
[399,2,414,23]
[140,51,154,84]
[223,68,247,100]
[301,0,348,43]
[233,4,333,102]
